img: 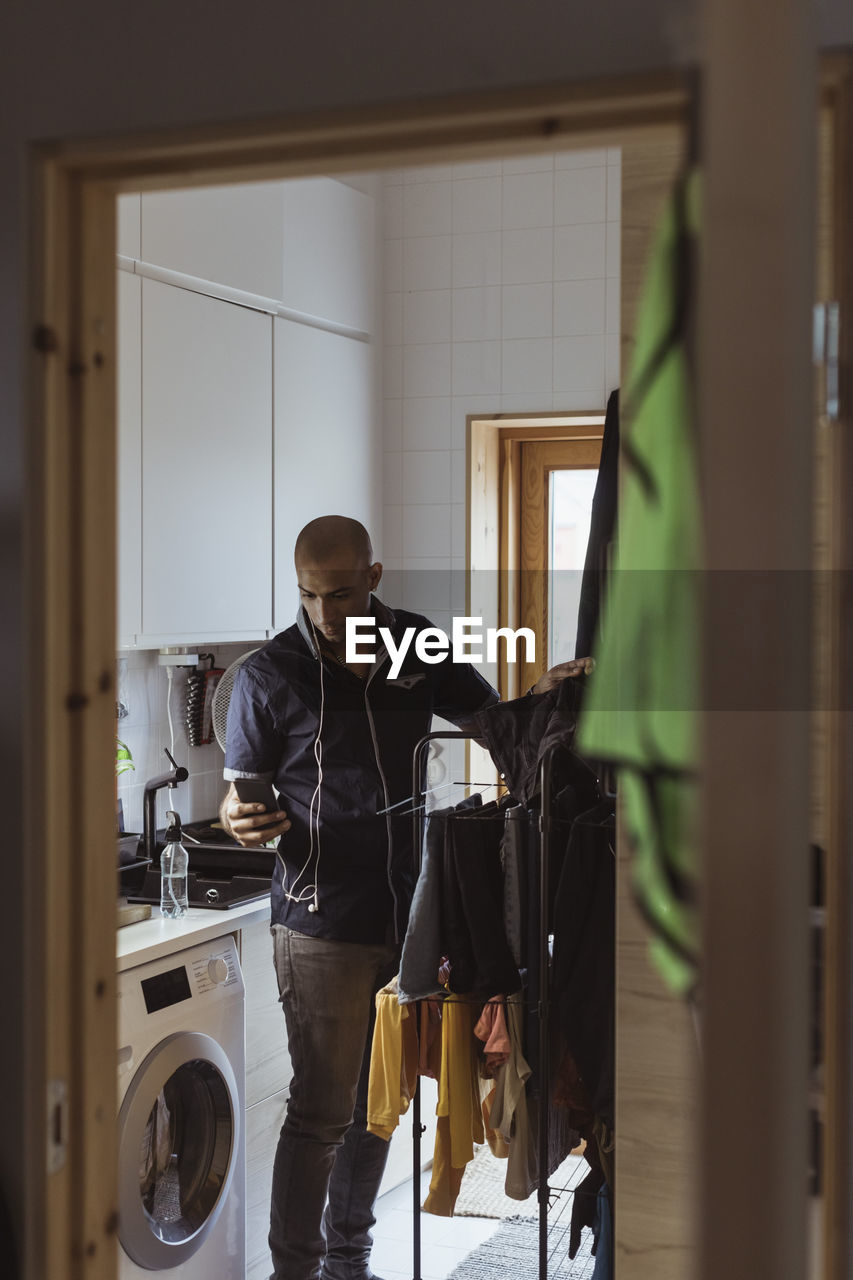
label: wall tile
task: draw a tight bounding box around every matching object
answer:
[452,177,502,234]
[451,395,501,449]
[452,231,502,288]
[402,451,452,505]
[403,290,452,344]
[403,343,452,398]
[452,159,502,179]
[553,279,606,337]
[449,565,467,612]
[384,451,402,505]
[605,274,620,335]
[397,567,452,615]
[606,221,621,278]
[501,227,554,285]
[383,185,403,239]
[383,238,402,292]
[553,390,608,412]
[451,449,466,505]
[383,292,402,345]
[501,337,553,395]
[451,341,502,396]
[502,153,554,175]
[403,504,452,559]
[403,235,453,292]
[403,181,452,237]
[502,283,553,339]
[401,164,454,183]
[452,287,501,342]
[555,166,607,225]
[553,224,606,280]
[556,148,609,169]
[501,171,554,230]
[382,504,403,559]
[553,334,605,396]
[411,575,455,616]
[605,332,621,396]
[402,397,453,451]
[383,398,402,451]
[500,392,555,413]
[451,503,466,558]
[383,344,402,398]
[606,161,622,224]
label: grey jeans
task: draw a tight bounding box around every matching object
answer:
[269,926,397,1280]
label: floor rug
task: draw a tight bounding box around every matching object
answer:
[452,1144,585,1220]
[447,1212,597,1279]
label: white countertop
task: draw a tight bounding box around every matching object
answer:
[117,896,271,972]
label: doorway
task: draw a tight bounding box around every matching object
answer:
[24,63,852,1280]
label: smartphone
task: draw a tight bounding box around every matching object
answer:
[233,778,283,831]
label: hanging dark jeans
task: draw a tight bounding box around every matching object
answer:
[442,805,520,996]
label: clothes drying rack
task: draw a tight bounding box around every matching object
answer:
[407,731,569,1280]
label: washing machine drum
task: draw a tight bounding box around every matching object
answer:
[118,1031,241,1270]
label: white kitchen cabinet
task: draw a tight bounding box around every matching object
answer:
[140,182,285,299]
[273,318,381,629]
[117,270,142,646]
[140,278,273,641]
[117,193,141,259]
[282,178,376,333]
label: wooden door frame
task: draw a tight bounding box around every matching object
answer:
[23,57,852,1280]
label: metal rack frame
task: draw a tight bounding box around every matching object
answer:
[407,731,564,1280]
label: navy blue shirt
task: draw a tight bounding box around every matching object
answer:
[224,596,497,944]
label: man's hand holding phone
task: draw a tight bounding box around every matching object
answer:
[222,780,291,847]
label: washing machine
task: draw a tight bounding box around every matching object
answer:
[117,935,246,1277]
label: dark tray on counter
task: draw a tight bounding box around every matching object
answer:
[118,818,276,905]
[126,869,272,910]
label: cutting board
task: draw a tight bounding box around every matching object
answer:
[117,902,152,929]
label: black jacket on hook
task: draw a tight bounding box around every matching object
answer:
[576,387,620,660]
[473,678,598,810]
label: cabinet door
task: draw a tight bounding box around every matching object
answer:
[273,318,380,630]
[117,270,142,645]
[141,182,285,299]
[242,919,292,1108]
[141,279,273,641]
[282,178,376,332]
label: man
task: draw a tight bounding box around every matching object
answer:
[220,514,587,1280]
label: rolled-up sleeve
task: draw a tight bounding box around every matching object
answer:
[223,665,279,782]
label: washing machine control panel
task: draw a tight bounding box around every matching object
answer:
[118,937,243,1048]
[190,946,240,996]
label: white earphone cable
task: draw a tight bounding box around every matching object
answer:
[281,614,325,910]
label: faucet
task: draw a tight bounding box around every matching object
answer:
[143,748,189,866]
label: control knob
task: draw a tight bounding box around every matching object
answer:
[207,956,229,985]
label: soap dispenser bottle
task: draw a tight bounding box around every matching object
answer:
[160,810,189,918]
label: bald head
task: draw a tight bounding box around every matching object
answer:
[294,517,382,651]
[294,515,374,571]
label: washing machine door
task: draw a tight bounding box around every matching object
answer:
[118,1030,241,1270]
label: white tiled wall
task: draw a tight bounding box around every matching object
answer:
[379,148,620,790]
[380,146,621,575]
[115,642,253,834]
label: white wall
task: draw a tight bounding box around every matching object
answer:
[377,147,619,795]
[115,644,253,835]
[380,147,620,605]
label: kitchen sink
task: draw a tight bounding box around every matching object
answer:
[126,868,272,910]
[120,817,276,909]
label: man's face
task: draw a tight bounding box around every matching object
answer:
[296,560,382,648]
